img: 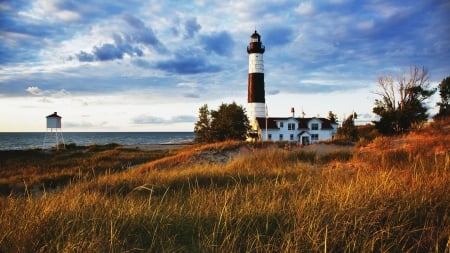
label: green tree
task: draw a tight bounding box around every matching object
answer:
[194,102,250,143]
[327,111,338,124]
[194,104,212,143]
[210,102,250,142]
[336,112,358,142]
[372,65,436,135]
[434,76,450,119]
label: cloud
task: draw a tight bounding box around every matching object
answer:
[132,58,152,68]
[184,17,201,38]
[26,86,70,98]
[267,90,280,95]
[177,82,198,88]
[356,20,375,31]
[133,114,196,124]
[64,121,105,128]
[123,14,166,52]
[156,53,220,74]
[75,15,165,62]
[264,27,294,47]
[183,93,200,98]
[52,89,70,98]
[295,2,314,15]
[26,86,43,95]
[76,35,144,62]
[82,32,144,61]
[200,31,234,56]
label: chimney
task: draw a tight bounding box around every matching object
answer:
[291,107,295,118]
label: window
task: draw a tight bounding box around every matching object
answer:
[279,122,284,128]
[268,134,272,140]
[279,134,283,140]
[290,134,294,141]
[288,123,296,130]
[311,123,319,130]
[311,134,319,141]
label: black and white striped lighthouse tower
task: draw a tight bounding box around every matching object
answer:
[247,30,266,126]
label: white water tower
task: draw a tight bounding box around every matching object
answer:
[42,112,65,150]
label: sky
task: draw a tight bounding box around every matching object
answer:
[1,0,449,132]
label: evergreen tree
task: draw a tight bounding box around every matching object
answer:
[194,104,212,143]
[434,76,450,119]
[210,102,250,142]
[327,111,338,124]
[194,102,250,143]
[337,112,358,142]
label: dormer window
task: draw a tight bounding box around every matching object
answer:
[311,123,319,130]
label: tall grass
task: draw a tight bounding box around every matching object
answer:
[0,144,169,196]
[1,136,448,252]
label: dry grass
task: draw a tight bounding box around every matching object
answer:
[0,126,449,252]
[0,144,170,196]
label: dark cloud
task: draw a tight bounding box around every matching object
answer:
[76,34,144,62]
[76,51,96,62]
[184,17,201,38]
[123,14,166,52]
[200,31,234,56]
[156,53,220,74]
[75,15,165,62]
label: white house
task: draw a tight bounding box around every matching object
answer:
[253,114,338,144]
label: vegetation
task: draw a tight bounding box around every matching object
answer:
[0,144,172,196]
[336,112,358,142]
[372,65,436,135]
[435,76,450,119]
[327,110,338,124]
[194,102,250,143]
[0,123,449,252]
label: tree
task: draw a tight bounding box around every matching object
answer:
[210,102,250,142]
[372,65,436,135]
[434,76,450,119]
[194,102,250,143]
[194,104,212,143]
[327,111,338,124]
[336,112,358,142]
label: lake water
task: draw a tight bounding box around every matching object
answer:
[0,132,195,150]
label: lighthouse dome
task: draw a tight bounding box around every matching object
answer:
[251,30,261,42]
[247,30,265,54]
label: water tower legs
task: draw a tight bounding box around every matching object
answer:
[42,128,65,150]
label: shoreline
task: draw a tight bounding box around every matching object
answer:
[0,143,193,152]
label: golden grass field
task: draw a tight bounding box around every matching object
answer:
[0,122,449,252]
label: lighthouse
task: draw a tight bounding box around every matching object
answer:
[247,30,266,128]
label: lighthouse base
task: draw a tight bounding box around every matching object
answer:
[248,102,266,129]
